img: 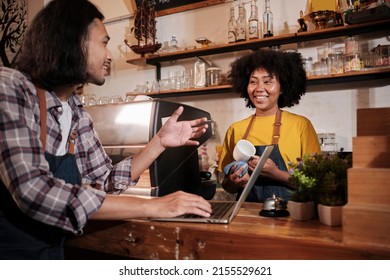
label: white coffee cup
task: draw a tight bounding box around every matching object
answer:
[233,139,256,162]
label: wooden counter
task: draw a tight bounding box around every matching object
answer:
[65,202,390,260]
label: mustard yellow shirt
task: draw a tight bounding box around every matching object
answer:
[217,111,321,172]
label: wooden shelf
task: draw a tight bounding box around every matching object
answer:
[308,66,390,85]
[126,19,390,97]
[127,19,390,66]
[126,85,232,98]
[126,67,390,98]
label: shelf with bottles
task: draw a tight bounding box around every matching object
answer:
[125,66,390,99]
[307,65,390,88]
[125,18,390,98]
[126,18,390,67]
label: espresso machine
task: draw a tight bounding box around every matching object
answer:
[86,99,214,198]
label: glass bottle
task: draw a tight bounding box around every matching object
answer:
[302,57,313,77]
[344,36,359,55]
[328,51,344,74]
[263,0,273,38]
[194,57,206,88]
[227,4,237,43]
[169,35,179,52]
[334,0,345,27]
[235,0,246,42]
[248,0,259,40]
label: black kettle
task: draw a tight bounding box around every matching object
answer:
[259,194,290,217]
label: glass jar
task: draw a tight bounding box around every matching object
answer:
[344,54,362,72]
[169,35,179,52]
[313,61,323,76]
[317,46,325,62]
[312,58,328,76]
[194,58,206,88]
[159,41,169,54]
[344,36,359,55]
[206,67,222,86]
[321,58,329,75]
[328,51,344,74]
[362,51,377,68]
[323,42,335,59]
[302,57,313,77]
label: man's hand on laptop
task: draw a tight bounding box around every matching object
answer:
[150,191,212,218]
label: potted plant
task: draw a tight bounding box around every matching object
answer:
[288,152,352,225]
[315,152,351,226]
[288,155,317,221]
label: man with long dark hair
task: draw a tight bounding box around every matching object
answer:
[0,0,211,259]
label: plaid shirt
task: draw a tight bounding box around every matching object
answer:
[0,67,137,234]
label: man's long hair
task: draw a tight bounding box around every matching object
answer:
[13,0,104,90]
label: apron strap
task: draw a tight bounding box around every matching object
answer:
[36,86,77,155]
[272,109,282,145]
[243,110,282,145]
[68,130,77,155]
[243,114,256,140]
[36,86,47,150]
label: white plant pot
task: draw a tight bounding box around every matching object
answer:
[288,200,315,221]
[317,204,343,227]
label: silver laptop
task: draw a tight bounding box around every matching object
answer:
[152,145,274,224]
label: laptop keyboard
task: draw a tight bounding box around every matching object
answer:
[211,201,236,218]
[182,201,236,219]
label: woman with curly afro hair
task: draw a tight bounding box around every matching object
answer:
[217,49,320,203]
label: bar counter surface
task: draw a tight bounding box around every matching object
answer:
[65,201,390,260]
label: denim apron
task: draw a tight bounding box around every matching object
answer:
[0,87,80,259]
[236,110,292,202]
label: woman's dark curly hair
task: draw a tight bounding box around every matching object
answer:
[13,0,104,90]
[228,49,307,108]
